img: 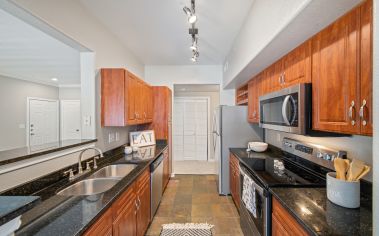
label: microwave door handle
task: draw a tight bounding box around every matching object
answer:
[282,95,291,126]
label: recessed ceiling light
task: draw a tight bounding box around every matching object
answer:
[51,78,58,82]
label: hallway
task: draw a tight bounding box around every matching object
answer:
[146,175,243,235]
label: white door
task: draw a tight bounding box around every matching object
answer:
[61,100,81,140]
[173,98,208,161]
[28,98,59,146]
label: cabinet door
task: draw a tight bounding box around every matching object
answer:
[312,8,360,134]
[272,214,290,236]
[136,170,151,236]
[126,72,138,125]
[101,69,125,127]
[84,208,113,236]
[268,59,283,92]
[113,202,137,236]
[282,40,311,87]
[135,80,144,123]
[359,0,373,136]
[247,79,255,122]
[146,85,154,122]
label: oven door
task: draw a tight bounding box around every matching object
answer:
[259,84,308,134]
[239,165,270,236]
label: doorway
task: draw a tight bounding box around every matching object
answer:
[60,100,81,140]
[172,84,220,175]
[27,97,59,147]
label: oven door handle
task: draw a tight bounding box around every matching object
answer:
[282,95,292,126]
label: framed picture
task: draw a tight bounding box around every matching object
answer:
[130,130,156,147]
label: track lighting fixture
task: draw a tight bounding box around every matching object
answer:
[183,0,199,62]
[183,0,197,24]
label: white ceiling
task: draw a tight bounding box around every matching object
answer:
[0,8,81,86]
[79,0,254,65]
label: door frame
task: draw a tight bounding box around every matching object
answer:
[60,100,81,140]
[173,96,211,161]
[26,97,59,146]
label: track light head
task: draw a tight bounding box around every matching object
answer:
[191,50,199,62]
[190,37,198,51]
[183,5,197,24]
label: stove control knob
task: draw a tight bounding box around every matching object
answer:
[323,154,332,161]
[316,152,323,159]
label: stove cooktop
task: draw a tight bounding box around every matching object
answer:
[238,138,343,188]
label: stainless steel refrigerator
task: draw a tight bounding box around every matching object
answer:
[212,105,263,195]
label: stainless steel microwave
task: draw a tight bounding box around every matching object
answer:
[259,83,311,134]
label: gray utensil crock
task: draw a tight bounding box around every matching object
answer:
[327,172,360,208]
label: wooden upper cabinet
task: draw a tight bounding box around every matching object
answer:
[247,79,255,122]
[266,59,283,92]
[312,7,360,134]
[101,69,126,127]
[282,40,311,86]
[101,68,153,126]
[359,0,373,135]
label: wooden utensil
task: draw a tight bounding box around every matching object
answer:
[355,166,371,180]
[334,158,348,180]
[347,159,366,181]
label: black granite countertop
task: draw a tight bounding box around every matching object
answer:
[0,139,97,166]
[270,188,372,236]
[229,147,373,236]
[0,196,40,226]
[11,142,168,236]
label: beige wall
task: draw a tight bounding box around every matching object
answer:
[0,75,59,150]
[59,87,81,100]
[12,0,146,152]
[174,90,220,161]
[265,129,373,182]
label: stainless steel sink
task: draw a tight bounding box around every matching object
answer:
[57,178,120,196]
[90,164,137,179]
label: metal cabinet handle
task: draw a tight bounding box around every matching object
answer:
[134,200,138,214]
[282,72,286,85]
[137,196,141,209]
[359,99,367,126]
[144,112,147,119]
[278,75,282,85]
[348,101,356,126]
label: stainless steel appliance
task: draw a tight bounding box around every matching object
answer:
[212,105,263,195]
[150,154,164,219]
[239,138,345,236]
[259,83,311,134]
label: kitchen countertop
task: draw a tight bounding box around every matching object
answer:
[229,147,373,236]
[12,142,168,236]
[0,196,40,226]
[270,188,372,236]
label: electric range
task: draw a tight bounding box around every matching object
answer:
[238,138,347,236]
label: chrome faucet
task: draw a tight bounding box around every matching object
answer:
[78,147,104,174]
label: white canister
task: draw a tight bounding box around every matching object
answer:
[326,172,360,208]
[124,146,133,154]
[132,146,139,152]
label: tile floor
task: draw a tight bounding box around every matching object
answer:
[146,175,243,236]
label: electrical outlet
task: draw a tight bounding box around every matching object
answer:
[108,133,115,143]
[115,132,120,141]
[277,133,281,143]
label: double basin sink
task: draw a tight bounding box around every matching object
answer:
[57,164,137,196]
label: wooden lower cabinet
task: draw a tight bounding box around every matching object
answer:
[272,197,308,236]
[84,208,113,236]
[229,153,240,210]
[84,169,151,236]
[136,169,151,236]
[162,148,170,190]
